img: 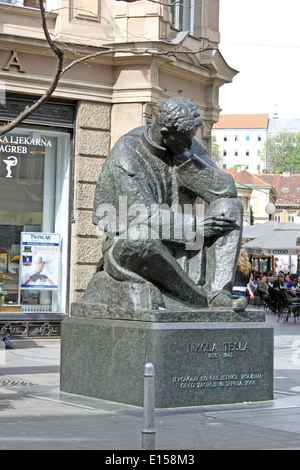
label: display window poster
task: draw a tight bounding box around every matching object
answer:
[20,233,61,290]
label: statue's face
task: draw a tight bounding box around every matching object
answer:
[162,127,196,155]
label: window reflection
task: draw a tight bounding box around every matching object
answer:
[0,127,70,313]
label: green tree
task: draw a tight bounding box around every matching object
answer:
[250,205,254,225]
[262,131,300,173]
[211,136,221,164]
[291,132,300,170]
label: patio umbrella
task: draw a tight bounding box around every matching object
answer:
[242,220,281,242]
[243,225,300,256]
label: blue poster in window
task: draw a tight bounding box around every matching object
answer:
[20,232,60,290]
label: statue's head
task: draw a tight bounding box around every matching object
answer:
[156,97,202,132]
[154,97,203,154]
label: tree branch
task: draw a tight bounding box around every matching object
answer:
[61,44,214,77]
[0,0,64,136]
[0,1,215,136]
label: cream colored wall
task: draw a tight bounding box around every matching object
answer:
[235,187,252,226]
[194,0,220,46]
[113,0,169,42]
[276,209,299,223]
[0,4,57,40]
[0,0,220,47]
[250,187,272,224]
[70,101,111,303]
[111,103,145,148]
[0,0,164,45]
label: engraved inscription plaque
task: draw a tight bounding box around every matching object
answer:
[61,318,273,408]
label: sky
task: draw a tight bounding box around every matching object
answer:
[218,0,300,118]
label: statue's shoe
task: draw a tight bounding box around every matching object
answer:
[209,292,247,312]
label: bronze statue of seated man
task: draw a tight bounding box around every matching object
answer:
[90,97,245,313]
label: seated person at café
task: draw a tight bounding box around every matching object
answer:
[273,273,284,289]
[257,274,270,301]
[254,270,261,282]
[249,271,258,295]
[284,274,295,288]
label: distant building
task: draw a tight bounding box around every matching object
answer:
[223,167,300,225]
[212,114,269,173]
[257,172,300,223]
[222,169,253,226]
[223,169,277,225]
[268,116,300,137]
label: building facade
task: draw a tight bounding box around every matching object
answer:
[0,0,236,334]
[223,169,277,225]
[257,173,300,224]
[212,114,269,173]
[267,116,300,137]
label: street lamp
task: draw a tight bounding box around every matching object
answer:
[265,203,276,220]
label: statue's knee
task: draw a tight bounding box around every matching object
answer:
[227,198,243,216]
[210,197,243,220]
[113,238,159,268]
[230,199,243,222]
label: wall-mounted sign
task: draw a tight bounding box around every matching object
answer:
[3,155,17,177]
[2,51,25,73]
[273,250,288,255]
[20,232,60,290]
[0,134,53,152]
[0,133,53,179]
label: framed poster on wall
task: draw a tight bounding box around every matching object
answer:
[19,232,61,290]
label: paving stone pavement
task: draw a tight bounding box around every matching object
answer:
[1,311,300,451]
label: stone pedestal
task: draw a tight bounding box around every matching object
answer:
[60,308,273,408]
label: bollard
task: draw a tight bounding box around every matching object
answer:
[141,363,156,450]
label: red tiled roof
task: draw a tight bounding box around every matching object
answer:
[222,169,272,186]
[222,169,236,176]
[213,114,269,129]
[256,173,300,205]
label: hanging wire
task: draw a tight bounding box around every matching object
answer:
[234,178,300,206]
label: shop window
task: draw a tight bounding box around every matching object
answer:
[0,126,71,313]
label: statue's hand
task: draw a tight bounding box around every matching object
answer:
[172,150,192,166]
[203,215,237,238]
